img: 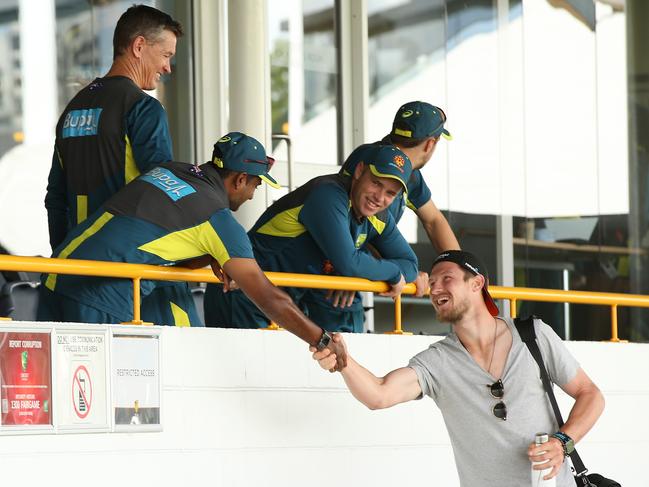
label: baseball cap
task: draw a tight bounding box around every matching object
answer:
[212,132,280,189]
[431,250,499,316]
[392,101,452,141]
[356,144,413,193]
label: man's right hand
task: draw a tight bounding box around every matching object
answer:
[311,333,347,372]
[414,271,429,297]
[379,274,406,299]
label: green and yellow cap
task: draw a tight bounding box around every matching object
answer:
[212,132,280,189]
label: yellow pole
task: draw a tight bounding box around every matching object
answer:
[610,304,620,342]
[385,295,412,335]
[510,299,517,318]
[120,277,150,326]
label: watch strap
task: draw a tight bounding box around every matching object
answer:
[551,431,575,455]
[315,330,331,351]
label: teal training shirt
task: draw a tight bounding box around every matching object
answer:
[44,162,253,321]
[250,173,418,285]
[340,138,432,222]
[46,76,174,250]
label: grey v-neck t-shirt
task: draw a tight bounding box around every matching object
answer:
[409,317,580,487]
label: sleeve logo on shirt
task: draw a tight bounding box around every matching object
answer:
[61,108,103,138]
[140,167,196,201]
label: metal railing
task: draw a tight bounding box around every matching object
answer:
[0,254,645,341]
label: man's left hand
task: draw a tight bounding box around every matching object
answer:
[325,289,356,308]
[527,437,565,480]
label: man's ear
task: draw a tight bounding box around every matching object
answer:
[424,137,438,153]
[132,35,146,59]
[353,161,365,180]
[472,274,485,293]
[234,172,249,189]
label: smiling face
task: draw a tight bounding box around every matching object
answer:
[138,29,177,90]
[428,261,478,323]
[350,164,402,219]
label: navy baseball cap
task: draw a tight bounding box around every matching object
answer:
[356,145,413,193]
[431,250,499,316]
[212,132,280,189]
[392,101,452,141]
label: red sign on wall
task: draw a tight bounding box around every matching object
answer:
[0,332,52,426]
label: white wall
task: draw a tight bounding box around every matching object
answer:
[0,326,643,486]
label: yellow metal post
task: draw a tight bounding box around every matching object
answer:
[510,299,517,318]
[610,304,620,342]
[263,321,282,331]
[121,277,151,326]
[385,295,412,335]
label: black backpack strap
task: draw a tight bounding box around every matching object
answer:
[514,316,589,477]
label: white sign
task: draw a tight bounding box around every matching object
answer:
[111,329,161,432]
[54,327,108,432]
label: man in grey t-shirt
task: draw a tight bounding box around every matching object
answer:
[311,250,605,487]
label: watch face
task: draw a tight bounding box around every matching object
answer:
[317,331,331,350]
[565,439,575,454]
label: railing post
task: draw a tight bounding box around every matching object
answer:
[263,321,282,331]
[385,294,412,335]
[610,304,620,342]
[121,277,151,326]
[510,299,517,318]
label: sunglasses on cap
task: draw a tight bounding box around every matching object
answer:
[244,156,275,170]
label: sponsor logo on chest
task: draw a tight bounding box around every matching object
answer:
[140,167,196,201]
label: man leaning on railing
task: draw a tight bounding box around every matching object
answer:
[37,132,347,370]
[204,144,419,333]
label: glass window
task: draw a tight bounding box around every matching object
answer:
[268,0,339,169]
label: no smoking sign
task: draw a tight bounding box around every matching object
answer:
[72,365,92,419]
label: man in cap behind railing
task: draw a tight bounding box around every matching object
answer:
[37,132,347,370]
[341,101,460,296]
[204,144,419,333]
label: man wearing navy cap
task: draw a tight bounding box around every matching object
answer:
[341,101,460,296]
[311,250,605,486]
[204,144,419,333]
[37,132,347,369]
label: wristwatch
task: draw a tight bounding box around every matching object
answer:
[315,330,332,351]
[551,431,575,456]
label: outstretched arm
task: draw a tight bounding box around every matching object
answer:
[415,200,460,252]
[312,334,421,409]
[223,257,347,370]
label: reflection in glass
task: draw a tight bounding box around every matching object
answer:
[268,0,338,166]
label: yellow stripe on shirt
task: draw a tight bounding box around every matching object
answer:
[138,221,231,266]
[367,215,386,235]
[76,194,88,224]
[170,301,190,327]
[46,211,114,290]
[255,206,306,238]
[124,134,139,183]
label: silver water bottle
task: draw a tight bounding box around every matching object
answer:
[531,432,556,487]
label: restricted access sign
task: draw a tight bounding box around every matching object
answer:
[111,329,161,431]
[55,328,108,431]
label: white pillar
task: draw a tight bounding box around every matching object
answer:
[193,0,228,160]
[19,0,57,145]
[228,0,272,229]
